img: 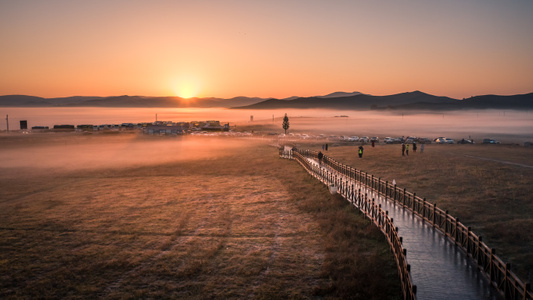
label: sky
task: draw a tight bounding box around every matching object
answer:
[1,0,532,99]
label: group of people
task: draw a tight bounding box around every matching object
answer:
[352,140,425,159]
[402,142,424,156]
[317,140,425,163]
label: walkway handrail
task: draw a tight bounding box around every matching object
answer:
[281,148,417,300]
[281,148,532,300]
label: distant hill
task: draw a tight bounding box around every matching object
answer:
[318,91,364,98]
[236,91,533,110]
[0,95,266,108]
[2,92,532,110]
[281,91,363,100]
[460,93,533,109]
[238,91,458,110]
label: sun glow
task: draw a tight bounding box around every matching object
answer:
[173,77,201,99]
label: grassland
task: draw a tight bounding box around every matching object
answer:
[0,134,400,299]
[305,141,533,282]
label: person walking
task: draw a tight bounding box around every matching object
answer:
[371,140,375,147]
[412,142,417,153]
[318,151,324,165]
[358,145,364,158]
[402,143,406,156]
[406,144,410,156]
[421,143,425,153]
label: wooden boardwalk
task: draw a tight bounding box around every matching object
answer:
[280,148,533,299]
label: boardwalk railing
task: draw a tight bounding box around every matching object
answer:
[280,148,532,300]
[281,148,417,300]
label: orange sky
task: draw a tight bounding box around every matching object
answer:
[1,0,532,99]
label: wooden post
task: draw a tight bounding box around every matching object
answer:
[445,210,449,234]
[412,193,416,213]
[467,227,471,251]
[365,193,368,214]
[403,188,406,206]
[490,248,496,281]
[433,203,437,227]
[455,218,459,244]
[351,184,354,205]
[477,236,483,265]
[505,263,511,297]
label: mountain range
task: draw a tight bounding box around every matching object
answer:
[0,95,266,108]
[1,91,532,110]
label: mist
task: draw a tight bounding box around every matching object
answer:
[0,135,252,173]
[2,107,532,143]
[279,109,533,142]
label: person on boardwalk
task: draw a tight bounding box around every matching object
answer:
[412,142,417,153]
[317,151,324,165]
[402,143,406,156]
[358,145,364,158]
[406,144,410,156]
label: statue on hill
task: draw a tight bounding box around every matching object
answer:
[282,113,290,134]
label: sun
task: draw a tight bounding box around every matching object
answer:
[173,77,201,99]
[176,85,197,99]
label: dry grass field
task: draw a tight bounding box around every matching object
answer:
[309,142,533,282]
[0,134,400,299]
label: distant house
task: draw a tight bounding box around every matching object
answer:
[31,126,49,132]
[77,124,94,131]
[202,120,229,131]
[53,125,75,131]
[121,123,137,130]
[143,124,188,135]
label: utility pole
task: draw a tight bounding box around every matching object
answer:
[5,114,9,132]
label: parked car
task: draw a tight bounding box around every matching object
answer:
[434,137,447,144]
[348,136,360,142]
[360,136,370,143]
[483,138,500,144]
[445,138,455,144]
[370,136,379,142]
[417,137,432,144]
[457,138,474,144]
[384,137,395,144]
[406,136,417,143]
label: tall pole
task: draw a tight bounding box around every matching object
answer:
[5,114,8,132]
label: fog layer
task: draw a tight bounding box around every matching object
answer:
[2,107,532,142]
[0,135,252,172]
